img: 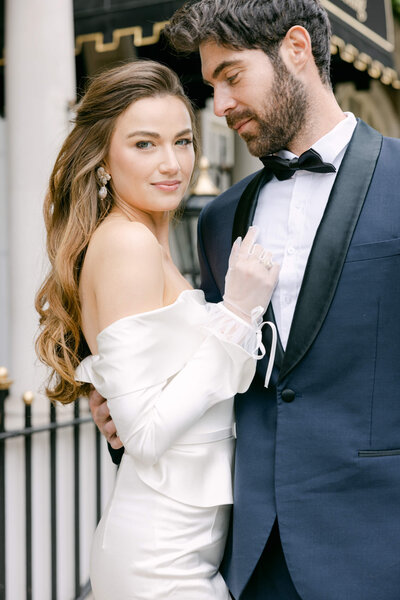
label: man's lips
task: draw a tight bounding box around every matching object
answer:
[232,118,253,133]
[152,180,181,191]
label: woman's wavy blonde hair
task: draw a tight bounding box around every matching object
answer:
[35,60,199,405]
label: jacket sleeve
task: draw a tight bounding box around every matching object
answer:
[107,444,124,466]
[197,207,223,303]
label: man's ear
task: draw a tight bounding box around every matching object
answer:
[279,26,312,75]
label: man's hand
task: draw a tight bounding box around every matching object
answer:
[89,388,123,450]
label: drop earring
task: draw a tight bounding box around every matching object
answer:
[96,166,111,199]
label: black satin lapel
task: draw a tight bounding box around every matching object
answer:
[279,120,383,381]
[232,168,285,369]
[232,169,271,243]
[263,302,284,372]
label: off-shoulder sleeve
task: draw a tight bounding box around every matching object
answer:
[76,291,259,465]
[76,290,255,465]
[76,291,274,506]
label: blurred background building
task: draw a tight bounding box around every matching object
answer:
[0,1,399,598]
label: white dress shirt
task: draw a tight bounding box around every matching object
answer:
[253,112,357,348]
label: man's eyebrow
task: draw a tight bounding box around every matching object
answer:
[203,60,241,85]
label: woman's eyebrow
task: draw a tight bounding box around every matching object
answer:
[127,128,192,139]
[126,130,161,139]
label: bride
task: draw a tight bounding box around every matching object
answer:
[36,60,279,599]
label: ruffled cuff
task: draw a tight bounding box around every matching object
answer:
[203,301,262,355]
[203,302,277,389]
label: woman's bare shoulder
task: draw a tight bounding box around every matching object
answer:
[89,219,161,260]
[84,219,165,327]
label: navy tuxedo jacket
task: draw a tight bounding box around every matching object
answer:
[197,120,400,600]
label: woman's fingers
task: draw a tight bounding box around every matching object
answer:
[240,226,259,253]
[228,236,242,268]
[230,227,279,282]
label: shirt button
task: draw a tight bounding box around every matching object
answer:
[282,389,296,403]
[285,295,292,305]
[287,246,296,255]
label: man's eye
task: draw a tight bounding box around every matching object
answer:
[136,141,153,149]
[227,74,238,84]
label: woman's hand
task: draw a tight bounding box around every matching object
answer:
[223,226,280,322]
[89,388,123,450]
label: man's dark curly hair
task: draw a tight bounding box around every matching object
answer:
[165,0,332,85]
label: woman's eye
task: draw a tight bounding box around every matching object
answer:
[176,138,193,146]
[136,141,153,149]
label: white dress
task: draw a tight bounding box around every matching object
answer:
[75,290,273,600]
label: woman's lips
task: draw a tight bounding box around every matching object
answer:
[152,180,181,191]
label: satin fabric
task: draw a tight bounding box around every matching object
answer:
[76,290,261,599]
[90,456,232,599]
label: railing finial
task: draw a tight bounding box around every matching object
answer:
[23,391,34,406]
[0,367,12,391]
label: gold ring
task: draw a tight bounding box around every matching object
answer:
[261,258,273,270]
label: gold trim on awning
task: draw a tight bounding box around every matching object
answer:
[1,17,400,91]
[0,20,169,67]
[322,0,395,53]
[75,20,169,54]
[331,34,400,89]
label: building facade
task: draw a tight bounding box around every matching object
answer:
[0,1,399,598]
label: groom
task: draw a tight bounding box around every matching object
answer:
[91,1,400,598]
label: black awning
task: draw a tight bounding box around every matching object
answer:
[74,0,185,49]
[73,0,399,88]
[321,0,399,86]
[72,0,209,108]
[3,0,396,111]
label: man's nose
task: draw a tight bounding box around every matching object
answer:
[213,87,236,117]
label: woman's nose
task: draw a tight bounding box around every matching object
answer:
[159,147,180,173]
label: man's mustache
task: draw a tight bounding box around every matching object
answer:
[226,110,258,129]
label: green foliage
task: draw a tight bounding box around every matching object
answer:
[393,0,400,19]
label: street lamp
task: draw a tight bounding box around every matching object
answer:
[171,156,220,287]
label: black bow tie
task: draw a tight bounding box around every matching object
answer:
[260,148,336,181]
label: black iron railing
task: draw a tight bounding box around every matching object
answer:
[0,367,103,600]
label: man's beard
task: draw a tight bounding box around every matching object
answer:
[226,59,308,157]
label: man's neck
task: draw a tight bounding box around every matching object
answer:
[287,88,346,156]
